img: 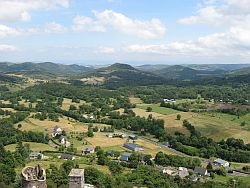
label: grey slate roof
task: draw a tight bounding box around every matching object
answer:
[214,158,228,165]
[194,166,207,175]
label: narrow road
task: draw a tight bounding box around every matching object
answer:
[116,129,190,157]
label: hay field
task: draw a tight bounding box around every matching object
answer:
[129,97,143,104]
[85,132,126,147]
[15,117,88,133]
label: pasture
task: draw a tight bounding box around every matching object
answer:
[136,103,179,115]
[132,103,250,143]
[85,132,126,147]
[5,142,56,152]
[15,117,89,134]
[61,98,86,111]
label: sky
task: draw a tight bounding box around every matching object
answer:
[0,0,250,65]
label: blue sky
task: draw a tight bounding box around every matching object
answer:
[0,0,250,65]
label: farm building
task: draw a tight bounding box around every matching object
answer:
[162,167,189,178]
[194,166,208,176]
[106,133,113,138]
[82,147,95,155]
[214,158,229,167]
[60,153,75,160]
[59,135,70,147]
[29,152,44,159]
[163,99,176,103]
[123,142,143,152]
[106,150,116,157]
[178,167,189,178]
[52,126,62,137]
[119,152,132,162]
[128,134,138,140]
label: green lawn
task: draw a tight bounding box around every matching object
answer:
[214,174,250,187]
[137,104,179,115]
[5,142,56,152]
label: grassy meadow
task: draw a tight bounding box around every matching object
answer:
[131,99,250,143]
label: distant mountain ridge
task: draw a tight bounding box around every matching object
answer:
[153,65,224,81]
[0,62,93,75]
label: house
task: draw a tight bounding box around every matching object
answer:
[164,99,176,103]
[60,153,75,160]
[59,135,70,147]
[128,134,138,140]
[194,166,208,176]
[106,133,113,138]
[52,126,62,137]
[123,142,143,152]
[178,167,189,178]
[162,168,177,176]
[29,152,44,159]
[162,167,189,178]
[119,152,132,162]
[106,150,116,157]
[214,158,230,167]
[82,147,95,155]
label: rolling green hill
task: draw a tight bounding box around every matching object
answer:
[76,63,167,88]
[154,65,223,81]
[0,62,93,75]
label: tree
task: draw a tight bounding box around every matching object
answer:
[240,121,246,126]
[216,167,227,176]
[87,129,94,137]
[61,161,75,174]
[17,123,22,129]
[114,151,121,159]
[146,107,152,112]
[69,105,77,111]
[206,163,213,172]
[176,114,181,120]
[108,161,123,174]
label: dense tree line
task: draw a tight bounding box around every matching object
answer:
[155,152,201,169]
[119,85,250,104]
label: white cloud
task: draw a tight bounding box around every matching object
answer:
[72,15,106,32]
[45,22,67,33]
[0,25,21,37]
[125,42,205,56]
[0,44,18,52]
[173,0,250,59]
[178,0,250,26]
[0,0,70,22]
[72,10,166,39]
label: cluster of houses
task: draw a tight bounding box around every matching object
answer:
[163,99,176,103]
[52,126,71,147]
[161,158,230,182]
[162,165,209,182]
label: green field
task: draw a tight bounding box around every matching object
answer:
[5,142,56,152]
[134,103,250,143]
[214,174,250,187]
[137,104,179,115]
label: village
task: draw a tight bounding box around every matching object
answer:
[16,121,250,188]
